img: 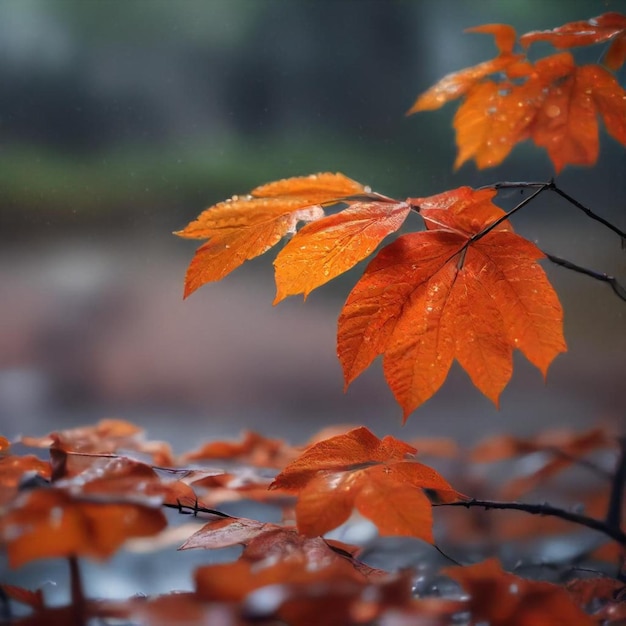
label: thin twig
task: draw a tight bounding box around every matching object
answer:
[478,180,625,242]
[163,499,231,519]
[472,183,552,243]
[544,252,626,302]
[606,437,626,532]
[434,499,626,546]
[433,544,462,566]
[551,186,626,242]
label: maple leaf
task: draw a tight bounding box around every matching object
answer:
[338,187,566,418]
[520,12,626,71]
[445,558,595,626]
[273,198,411,302]
[175,172,367,298]
[269,427,462,541]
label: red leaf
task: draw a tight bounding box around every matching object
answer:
[269,427,462,541]
[338,187,565,418]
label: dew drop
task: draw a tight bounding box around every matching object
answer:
[546,104,560,118]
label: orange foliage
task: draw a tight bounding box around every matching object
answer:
[0,488,166,568]
[339,187,565,417]
[178,177,566,416]
[270,427,463,541]
[408,14,626,172]
[445,558,595,626]
[176,172,366,297]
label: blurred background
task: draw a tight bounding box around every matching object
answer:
[1,0,625,607]
[0,0,624,452]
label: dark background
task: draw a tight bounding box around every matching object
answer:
[1,0,625,606]
[0,0,624,468]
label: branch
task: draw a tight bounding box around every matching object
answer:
[480,180,626,242]
[472,183,552,243]
[434,499,626,546]
[544,252,626,302]
[163,499,232,520]
[606,436,626,532]
[551,186,626,243]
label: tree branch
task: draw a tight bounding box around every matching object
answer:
[479,180,626,242]
[434,499,626,546]
[544,252,626,302]
[606,436,626,532]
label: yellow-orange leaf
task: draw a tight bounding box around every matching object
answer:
[338,187,566,419]
[176,173,367,298]
[410,19,626,172]
[270,427,462,541]
[407,25,521,114]
[273,200,411,303]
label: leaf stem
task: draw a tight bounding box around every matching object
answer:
[543,252,626,302]
[434,499,626,546]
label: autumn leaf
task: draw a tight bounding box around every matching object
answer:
[175,172,367,298]
[407,24,522,113]
[521,12,626,71]
[410,19,626,172]
[338,187,566,418]
[21,418,174,467]
[273,198,411,303]
[181,429,297,468]
[0,488,166,568]
[445,558,595,626]
[471,427,614,497]
[269,427,462,541]
[180,515,384,578]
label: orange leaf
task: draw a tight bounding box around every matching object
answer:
[471,427,614,497]
[521,12,626,70]
[0,489,166,568]
[181,429,296,468]
[407,25,521,113]
[338,187,566,418]
[176,172,366,298]
[273,200,411,303]
[445,558,595,626]
[269,427,462,541]
[412,19,626,172]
